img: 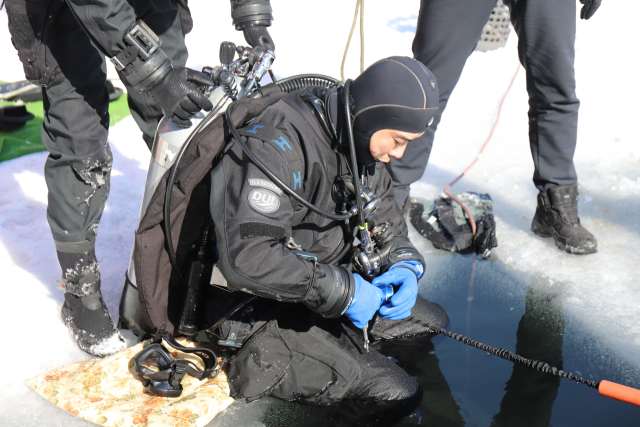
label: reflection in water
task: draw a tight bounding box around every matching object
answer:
[377,335,465,426]
[378,272,565,426]
[377,274,566,426]
[466,253,478,396]
[491,283,565,426]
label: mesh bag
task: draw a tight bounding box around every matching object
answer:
[476,1,512,52]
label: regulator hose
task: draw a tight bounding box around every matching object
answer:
[226,106,352,222]
[328,219,358,265]
[344,79,366,228]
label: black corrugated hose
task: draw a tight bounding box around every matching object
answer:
[275,74,341,92]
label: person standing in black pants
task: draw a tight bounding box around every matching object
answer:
[387,0,601,255]
[4,0,275,357]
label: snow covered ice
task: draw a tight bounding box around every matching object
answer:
[1,1,639,425]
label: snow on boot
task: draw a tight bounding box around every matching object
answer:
[61,291,126,358]
[531,184,597,255]
[56,250,125,357]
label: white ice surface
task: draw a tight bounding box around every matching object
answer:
[1,1,639,425]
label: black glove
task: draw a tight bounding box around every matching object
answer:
[243,26,275,52]
[474,212,498,256]
[579,0,601,20]
[148,67,214,128]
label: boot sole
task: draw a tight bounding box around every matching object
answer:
[531,219,598,255]
[61,303,126,357]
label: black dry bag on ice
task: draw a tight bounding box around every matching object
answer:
[409,192,498,257]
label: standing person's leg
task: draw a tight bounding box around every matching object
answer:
[387,0,498,207]
[42,4,125,356]
[506,0,597,254]
[121,0,191,149]
[507,0,579,191]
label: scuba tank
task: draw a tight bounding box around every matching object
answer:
[118,100,238,337]
[118,42,252,337]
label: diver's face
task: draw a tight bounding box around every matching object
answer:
[369,129,425,163]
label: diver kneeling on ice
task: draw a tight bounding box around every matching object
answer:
[132,56,449,403]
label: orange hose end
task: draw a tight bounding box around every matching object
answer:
[598,380,640,407]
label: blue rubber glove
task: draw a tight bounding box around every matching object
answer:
[344,274,385,329]
[372,265,419,321]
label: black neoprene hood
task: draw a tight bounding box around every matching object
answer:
[349,56,439,166]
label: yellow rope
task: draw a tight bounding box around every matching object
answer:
[341,0,365,82]
[359,0,365,73]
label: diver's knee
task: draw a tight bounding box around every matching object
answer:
[370,295,449,340]
[418,296,449,329]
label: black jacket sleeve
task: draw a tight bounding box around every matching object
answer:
[230,0,273,29]
[211,125,354,318]
[65,0,273,58]
[64,0,138,57]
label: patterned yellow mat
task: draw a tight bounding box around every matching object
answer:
[26,338,234,427]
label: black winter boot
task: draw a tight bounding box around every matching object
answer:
[57,250,126,357]
[531,184,597,255]
[61,291,126,357]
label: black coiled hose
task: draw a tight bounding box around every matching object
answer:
[415,321,600,389]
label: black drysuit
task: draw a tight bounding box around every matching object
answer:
[5,0,192,278]
[387,0,581,206]
[207,88,449,403]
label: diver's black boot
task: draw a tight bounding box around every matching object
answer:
[61,291,126,357]
[531,184,597,255]
[57,250,126,357]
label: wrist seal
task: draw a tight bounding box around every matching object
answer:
[231,0,273,30]
[111,20,173,92]
[303,265,355,319]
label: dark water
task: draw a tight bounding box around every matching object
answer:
[208,251,640,427]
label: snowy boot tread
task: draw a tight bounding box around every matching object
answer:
[61,292,126,358]
[531,184,597,255]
